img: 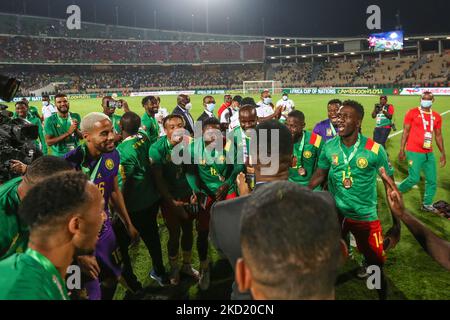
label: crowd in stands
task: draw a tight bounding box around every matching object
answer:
[8,67,265,96]
[0,35,264,64]
[4,49,449,96]
[272,64,312,87]
[273,52,449,88]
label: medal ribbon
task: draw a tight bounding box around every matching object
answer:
[330,121,336,136]
[338,134,361,183]
[81,145,103,182]
[294,132,306,168]
[239,127,249,164]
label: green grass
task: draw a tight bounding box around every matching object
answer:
[7,94,450,300]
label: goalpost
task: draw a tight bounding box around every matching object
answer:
[242,80,282,95]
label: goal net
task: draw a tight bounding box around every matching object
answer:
[243,80,282,95]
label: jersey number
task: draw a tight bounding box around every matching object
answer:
[372,231,383,248]
[97,182,105,196]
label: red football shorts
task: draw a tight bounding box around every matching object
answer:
[339,215,386,265]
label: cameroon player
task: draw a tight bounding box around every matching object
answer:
[141,95,160,145]
[44,94,82,157]
[286,110,323,186]
[185,117,240,290]
[0,156,72,260]
[309,100,400,299]
[226,105,258,192]
[0,172,104,300]
[64,112,139,300]
[117,112,169,288]
[149,114,199,285]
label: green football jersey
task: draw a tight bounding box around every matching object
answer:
[318,134,394,221]
[28,105,40,119]
[109,113,122,135]
[44,112,81,157]
[187,138,238,196]
[0,249,69,300]
[117,131,159,212]
[289,131,323,186]
[149,136,192,199]
[0,177,28,260]
[141,112,160,145]
[225,126,250,173]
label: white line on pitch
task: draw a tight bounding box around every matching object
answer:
[376,178,418,189]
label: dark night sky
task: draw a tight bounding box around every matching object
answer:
[0,0,449,37]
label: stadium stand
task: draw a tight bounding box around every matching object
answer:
[3,65,265,96]
[0,13,448,94]
[0,35,264,64]
[272,52,449,88]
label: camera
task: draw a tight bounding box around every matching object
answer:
[0,75,21,102]
[107,100,123,109]
[0,105,40,183]
[374,103,383,113]
[0,76,40,183]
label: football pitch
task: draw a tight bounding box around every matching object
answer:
[7,94,450,300]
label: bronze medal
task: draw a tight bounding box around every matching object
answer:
[343,178,352,189]
[298,167,307,176]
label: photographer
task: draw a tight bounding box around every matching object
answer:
[44,93,82,157]
[101,96,129,144]
[372,95,394,148]
[14,101,47,155]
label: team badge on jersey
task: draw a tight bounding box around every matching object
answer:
[105,158,115,170]
[332,154,339,165]
[303,150,312,159]
[357,157,368,169]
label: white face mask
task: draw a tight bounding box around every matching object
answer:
[184,102,192,111]
[420,100,432,108]
[43,101,49,106]
[206,103,215,112]
[263,97,272,105]
[282,96,288,101]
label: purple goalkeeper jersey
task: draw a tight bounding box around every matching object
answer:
[313,118,338,142]
[64,146,120,236]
